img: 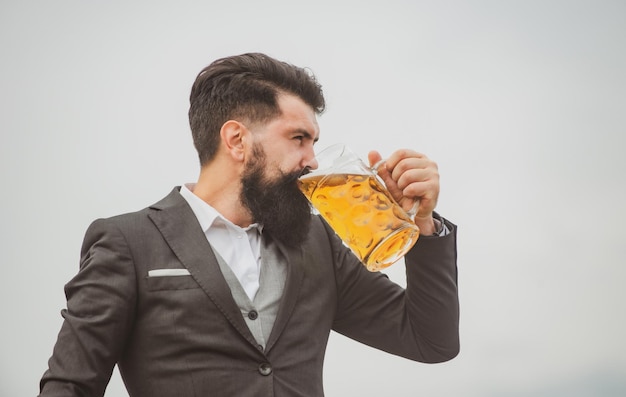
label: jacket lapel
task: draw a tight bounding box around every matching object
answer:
[147,188,259,348]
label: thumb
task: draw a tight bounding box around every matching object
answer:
[367,150,383,168]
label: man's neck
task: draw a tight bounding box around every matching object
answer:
[192,162,253,228]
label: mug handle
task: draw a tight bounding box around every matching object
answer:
[371,159,420,219]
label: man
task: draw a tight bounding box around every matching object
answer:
[39,53,459,396]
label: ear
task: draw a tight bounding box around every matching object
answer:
[220,120,248,162]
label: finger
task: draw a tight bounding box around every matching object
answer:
[388,153,432,183]
[368,150,396,191]
[402,179,439,216]
[402,179,439,202]
[367,150,407,203]
[395,164,439,191]
[385,149,426,170]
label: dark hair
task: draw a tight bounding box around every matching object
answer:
[188,53,326,165]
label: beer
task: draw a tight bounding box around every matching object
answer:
[299,173,420,271]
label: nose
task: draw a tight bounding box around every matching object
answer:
[303,157,318,171]
[301,147,318,170]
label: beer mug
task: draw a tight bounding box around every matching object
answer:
[298,144,420,271]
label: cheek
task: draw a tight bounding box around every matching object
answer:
[273,154,300,173]
[263,143,305,173]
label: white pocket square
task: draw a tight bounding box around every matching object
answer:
[148,269,191,277]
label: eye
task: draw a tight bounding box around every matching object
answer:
[292,130,314,144]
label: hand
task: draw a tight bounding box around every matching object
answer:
[368,149,440,235]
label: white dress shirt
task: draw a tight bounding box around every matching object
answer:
[179,184,262,300]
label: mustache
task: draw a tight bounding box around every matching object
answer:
[278,168,308,184]
[298,167,313,178]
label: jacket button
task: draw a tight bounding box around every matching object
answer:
[248,310,258,320]
[258,362,272,376]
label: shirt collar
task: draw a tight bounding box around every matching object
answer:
[179,183,262,234]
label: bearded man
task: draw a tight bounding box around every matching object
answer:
[39,53,460,397]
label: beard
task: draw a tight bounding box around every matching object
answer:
[240,145,312,248]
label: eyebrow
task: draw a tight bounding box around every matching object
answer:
[295,128,319,142]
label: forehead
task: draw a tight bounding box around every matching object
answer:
[273,93,320,137]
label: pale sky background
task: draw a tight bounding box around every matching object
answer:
[1,1,625,396]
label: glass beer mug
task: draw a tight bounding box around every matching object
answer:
[298,144,420,271]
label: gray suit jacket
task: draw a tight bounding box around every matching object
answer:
[40,187,459,397]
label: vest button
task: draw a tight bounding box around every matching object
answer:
[248,310,258,320]
[258,362,272,376]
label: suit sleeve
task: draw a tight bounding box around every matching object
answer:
[39,218,138,396]
[331,217,459,363]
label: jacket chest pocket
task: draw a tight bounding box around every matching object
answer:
[146,274,201,291]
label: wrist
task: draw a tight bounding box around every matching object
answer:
[414,215,436,235]
[414,213,444,236]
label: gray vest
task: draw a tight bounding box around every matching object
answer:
[212,236,287,350]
